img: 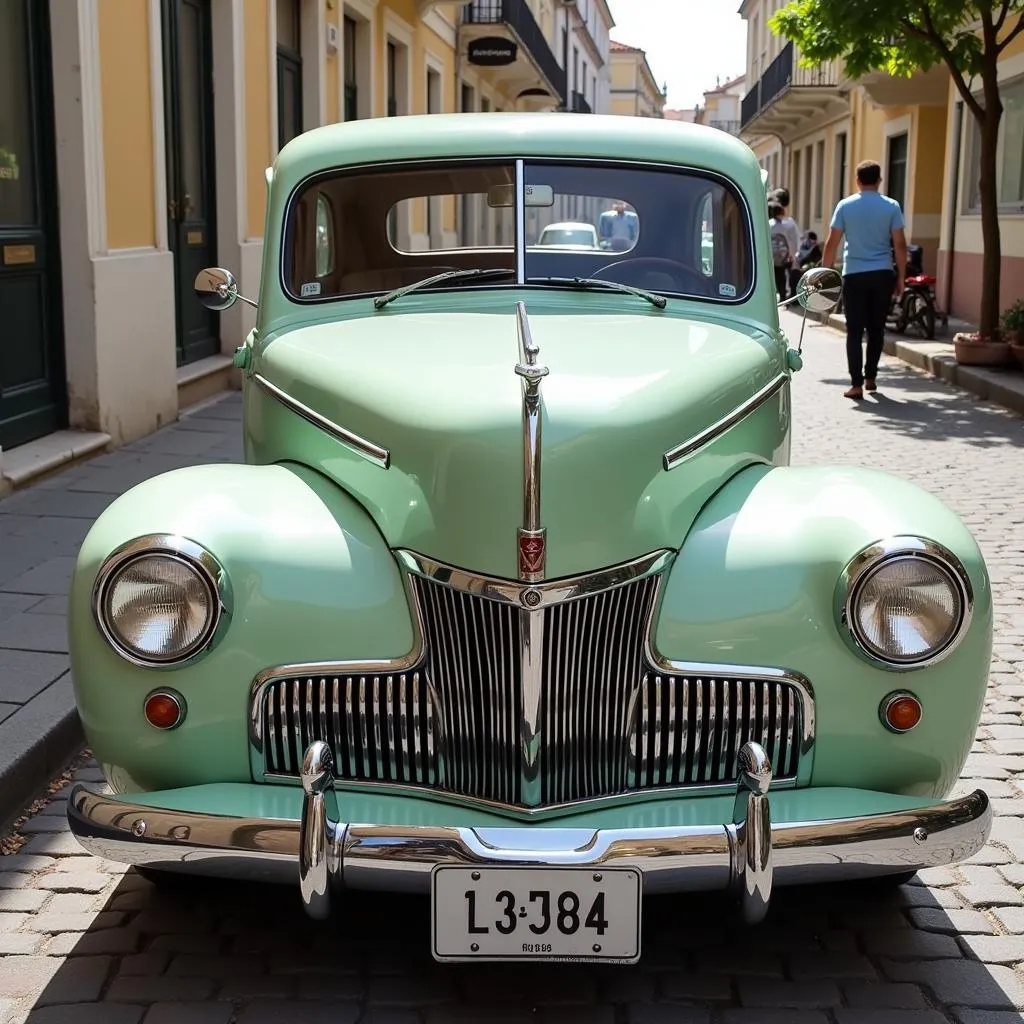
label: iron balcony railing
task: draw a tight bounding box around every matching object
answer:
[571,90,592,113]
[461,0,567,104]
[740,41,838,129]
[708,118,741,134]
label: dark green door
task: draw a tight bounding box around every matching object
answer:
[0,0,66,449]
[162,0,219,367]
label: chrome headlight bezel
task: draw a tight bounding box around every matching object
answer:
[835,536,974,670]
[91,534,231,668]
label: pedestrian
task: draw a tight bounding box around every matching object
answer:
[769,202,797,300]
[821,160,907,400]
[598,200,639,252]
[796,230,822,269]
[770,188,804,298]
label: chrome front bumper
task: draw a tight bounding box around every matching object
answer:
[69,741,991,925]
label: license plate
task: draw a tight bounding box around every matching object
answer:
[431,865,642,962]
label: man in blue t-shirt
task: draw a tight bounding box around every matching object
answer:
[822,160,907,399]
[598,201,639,252]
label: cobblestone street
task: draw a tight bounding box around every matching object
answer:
[2,309,1024,1023]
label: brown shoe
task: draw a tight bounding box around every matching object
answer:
[865,378,877,391]
[844,385,864,399]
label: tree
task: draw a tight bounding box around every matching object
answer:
[770,0,1024,338]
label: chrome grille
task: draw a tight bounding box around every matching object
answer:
[261,673,439,784]
[256,567,809,808]
[414,577,522,806]
[541,576,658,804]
[632,675,801,787]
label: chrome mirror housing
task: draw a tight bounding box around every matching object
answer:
[194,267,257,311]
[796,267,842,314]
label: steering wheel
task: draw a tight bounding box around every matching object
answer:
[591,257,711,296]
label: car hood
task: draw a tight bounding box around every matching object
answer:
[251,306,788,580]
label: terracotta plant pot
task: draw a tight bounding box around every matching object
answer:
[953,332,1012,367]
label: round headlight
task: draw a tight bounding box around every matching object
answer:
[844,545,971,667]
[94,538,225,666]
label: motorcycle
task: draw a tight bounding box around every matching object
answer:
[889,244,947,340]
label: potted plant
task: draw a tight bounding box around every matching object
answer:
[953,327,1012,367]
[1001,299,1024,367]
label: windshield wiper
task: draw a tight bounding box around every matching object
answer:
[373,267,515,310]
[530,276,667,310]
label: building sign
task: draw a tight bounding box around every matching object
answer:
[467,37,517,66]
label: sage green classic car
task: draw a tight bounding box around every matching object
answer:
[67,112,993,964]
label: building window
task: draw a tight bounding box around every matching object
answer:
[814,139,825,219]
[343,15,358,121]
[387,41,398,117]
[964,76,1024,213]
[276,0,302,149]
[834,131,848,201]
[886,131,908,212]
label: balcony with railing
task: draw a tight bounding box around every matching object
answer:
[740,41,843,138]
[460,0,567,106]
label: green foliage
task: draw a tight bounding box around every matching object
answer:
[769,0,1022,82]
[1002,298,1024,331]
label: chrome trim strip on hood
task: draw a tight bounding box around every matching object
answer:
[253,373,391,469]
[662,372,788,471]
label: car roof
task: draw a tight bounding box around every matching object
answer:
[542,221,597,232]
[271,112,759,189]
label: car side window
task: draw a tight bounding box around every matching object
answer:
[315,192,335,279]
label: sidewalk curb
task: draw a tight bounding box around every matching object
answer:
[825,313,1024,418]
[0,674,84,830]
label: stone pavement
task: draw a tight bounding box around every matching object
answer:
[0,393,245,823]
[1,311,1024,1021]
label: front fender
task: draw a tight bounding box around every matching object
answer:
[656,463,993,799]
[69,462,413,794]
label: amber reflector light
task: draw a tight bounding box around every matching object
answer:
[144,692,184,730]
[883,694,922,732]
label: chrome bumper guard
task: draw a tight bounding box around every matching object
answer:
[69,741,990,925]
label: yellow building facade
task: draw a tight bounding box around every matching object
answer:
[609,41,666,118]
[0,0,585,462]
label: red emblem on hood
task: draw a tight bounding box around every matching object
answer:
[518,532,545,578]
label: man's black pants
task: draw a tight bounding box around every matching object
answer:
[842,269,894,387]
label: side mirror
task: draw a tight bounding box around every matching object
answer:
[796,267,842,313]
[194,267,257,310]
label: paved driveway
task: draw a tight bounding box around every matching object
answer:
[2,310,1024,1023]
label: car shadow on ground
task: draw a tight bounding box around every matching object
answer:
[21,868,1021,1021]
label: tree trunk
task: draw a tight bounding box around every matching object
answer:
[977,62,1004,338]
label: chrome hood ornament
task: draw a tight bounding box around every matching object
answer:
[513,300,550,806]
[514,301,548,583]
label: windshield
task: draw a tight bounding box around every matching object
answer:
[284,160,753,303]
